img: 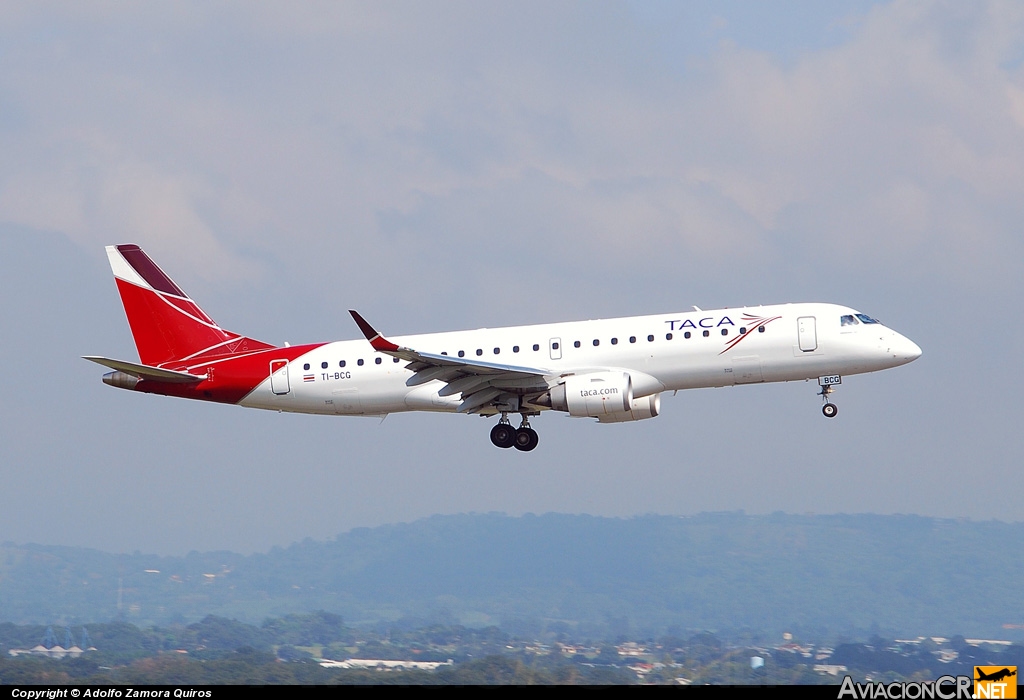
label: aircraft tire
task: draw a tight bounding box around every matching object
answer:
[514,427,539,452]
[822,403,838,418]
[490,423,516,448]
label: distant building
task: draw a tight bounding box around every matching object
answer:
[814,664,848,676]
[9,645,94,659]
[319,658,453,671]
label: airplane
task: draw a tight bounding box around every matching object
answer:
[85,244,922,452]
[975,668,1017,683]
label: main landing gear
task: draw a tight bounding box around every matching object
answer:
[490,413,539,451]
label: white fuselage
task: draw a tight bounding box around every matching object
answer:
[239,302,921,417]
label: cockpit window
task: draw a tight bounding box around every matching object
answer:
[856,313,880,324]
[840,315,858,326]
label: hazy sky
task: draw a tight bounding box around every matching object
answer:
[2,1,1022,555]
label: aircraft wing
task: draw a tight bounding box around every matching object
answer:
[349,310,554,413]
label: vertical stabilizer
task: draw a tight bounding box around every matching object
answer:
[106,245,274,367]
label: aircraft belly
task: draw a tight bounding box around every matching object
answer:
[652,353,727,390]
[404,383,460,412]
[340,375,410,414]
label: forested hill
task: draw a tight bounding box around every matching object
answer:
[1,512,1021,639]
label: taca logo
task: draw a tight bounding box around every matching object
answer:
[665,316,736,330]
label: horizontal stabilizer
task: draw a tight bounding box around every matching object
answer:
[82,356,204,383]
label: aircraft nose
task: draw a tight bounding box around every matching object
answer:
[892,333,922,363]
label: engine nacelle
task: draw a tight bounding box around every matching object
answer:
[596,393,662,423]
[546,371,633,417]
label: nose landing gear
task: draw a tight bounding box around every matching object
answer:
[817,375,841,418]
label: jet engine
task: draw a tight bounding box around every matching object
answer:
[540,371,633,417]
[596,393,661,423]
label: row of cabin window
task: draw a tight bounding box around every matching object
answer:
[301,325,768,369]
[563,325,764,348]
[450,343,538,358]
[303,357,401,370]
[454,325,765,357]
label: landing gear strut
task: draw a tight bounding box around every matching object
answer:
[490,414,516,448]
[819,383,838,418]
[514,415,539,452]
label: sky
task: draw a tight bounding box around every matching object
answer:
[1,1,1023,555]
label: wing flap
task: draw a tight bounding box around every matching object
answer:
[349,310,551,379]
[349,310,555,413]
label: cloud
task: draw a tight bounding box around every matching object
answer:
[3,1,1023,299]
[3,2,1024,553]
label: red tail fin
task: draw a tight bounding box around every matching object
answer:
[106,244,275,367]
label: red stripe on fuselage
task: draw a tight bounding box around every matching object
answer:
[134,343,327,404]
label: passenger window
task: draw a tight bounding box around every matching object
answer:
[513,346,520,353]
[702,330,709,337]
[740,327,746,334]
[393,357,399,363]
[593,339,599,346]
[551,342,559,350]
[647,335,654,342]
[340,360,346,367]
[533,344,540,351]
[321,361,328,369]
[357,359,364,366]
[574,341,581,348]
[611,338,618,345]
[721,329,728,336]
[441,352,447,356]
[493,348,500,354]
[629,336,636,343]
[303,363,310,370]
[476,349,483,356]
[666,333,673,340]
[375,357,382,364]
[758,326,765,333]
[458,350,465,357]
[684,332,691,339]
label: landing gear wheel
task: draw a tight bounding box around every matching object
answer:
[822,403,838,418]
[514,427,539,452]
[490,423,516,448]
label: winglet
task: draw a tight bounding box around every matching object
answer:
[349,310,400,352]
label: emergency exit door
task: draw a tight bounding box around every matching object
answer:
[270,359,290,394]
[797,317,817,352]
